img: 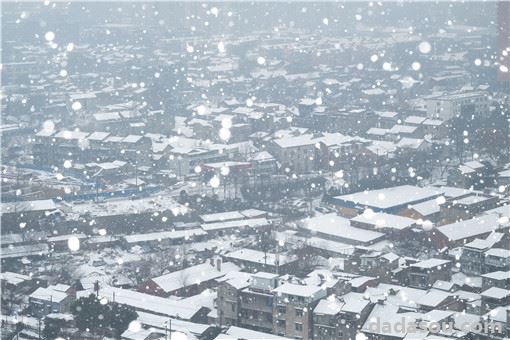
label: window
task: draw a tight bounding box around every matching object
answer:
[295,323,303,332]
[295,308,303,317]
[277,305,286,315]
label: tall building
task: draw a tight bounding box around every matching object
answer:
[273,282,327,339]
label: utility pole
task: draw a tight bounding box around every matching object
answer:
[165,318,172,340]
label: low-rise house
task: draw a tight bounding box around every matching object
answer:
[481,271,510,290]
[139,259,239,297]
[29,286,74,317]
[416,289,463,312]
[481,287,510,313]
[447,160,491,189]
[313,292,373,340]
[77,286,208,322]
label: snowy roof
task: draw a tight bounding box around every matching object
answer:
[408,199,440,216]
[200,211,245,223]
[0,243,49,259]
[422,118,444,126]
[120,328,163,340]
[485,248,510,258]
[224,248,297,266]
[388,124,418,134]
[240,209,268,218]
[484,306,510,323]
[366,140,397,156]
[47,233,87,243]
[273,282,326,299]
[416,289,451,307]
[438,186,480,199]
[86,131,110,141]
[123,135,143,143]
[411,258,451,269]
[135,311,210,336]
[349,276,376,288]
[201,218,269,232]
[1,271,32,285]
[334,185,442,211]
[436,214,502,242]
[219,273,252,290]
[362,304,420,338]
[374,111,398,118]
[366,127,388,136]
[78,286,203,320]
[273,134,314,148]
[36,129,55,137]
[70,195,188,218]
[217,326,289,340]
[431,280,457,291]
[397,138,425,149]
[351,212,417,231]
[93,112,120,121]
[482,271,510,281]
[481,287,510,300]
[151,261,240,293]
[431,91,488,101]
[304,213,385,244]
[54,130,89,140]
[404,116,427,125]
[30,287,68,303]
[123,228,206,244]
[1,199,57,215]
[69,92,96,100]
[314,292,370,315]
[464,238,495,250]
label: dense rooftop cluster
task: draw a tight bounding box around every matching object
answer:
[1,2,509,340]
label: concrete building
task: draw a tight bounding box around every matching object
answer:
[272,283,326,339]
[239,272,279,333]
[426,91,490,120]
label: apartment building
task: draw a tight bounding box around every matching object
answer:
[272,282,327,339]
[425,91,490,120]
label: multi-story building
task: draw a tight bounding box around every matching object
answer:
[408,259,452,289]
[239,272,279,333]
[460,239,494,275]
[425,91,490,120]
[270,134,318,174]
[272,282,326,339]
[217,274,251,327]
